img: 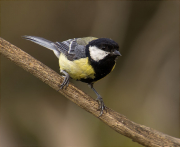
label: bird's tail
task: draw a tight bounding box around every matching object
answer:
[22,35,60,58]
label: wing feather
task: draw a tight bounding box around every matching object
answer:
[55,39,86,61]
[23,36,93,60]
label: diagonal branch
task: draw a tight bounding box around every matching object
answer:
[0,37,179,147]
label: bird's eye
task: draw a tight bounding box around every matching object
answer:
[102,46,106,50]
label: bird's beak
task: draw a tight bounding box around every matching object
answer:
[113,50,122,56]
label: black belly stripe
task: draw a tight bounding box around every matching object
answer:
[79,58,115,83]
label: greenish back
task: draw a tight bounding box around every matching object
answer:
[76,37,98,46]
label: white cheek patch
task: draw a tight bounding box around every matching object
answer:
[89,46,109,61]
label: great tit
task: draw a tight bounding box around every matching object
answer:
[23,36,121,116]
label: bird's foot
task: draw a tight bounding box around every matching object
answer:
[96,96,107,117]
[58,73,70,91]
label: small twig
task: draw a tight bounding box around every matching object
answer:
[0,37,179,147]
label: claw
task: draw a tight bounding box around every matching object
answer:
[89,83,107,117]
[58,70,70,91]
[96,96,107,117]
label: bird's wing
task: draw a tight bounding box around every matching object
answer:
[23,36,97,60]
[54,38,86,61]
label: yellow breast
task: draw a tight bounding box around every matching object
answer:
[59,53,95,80]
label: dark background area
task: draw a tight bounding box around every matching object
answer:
[1,1,179,147]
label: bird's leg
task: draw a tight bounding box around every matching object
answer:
[88,83,107,117]
[58,70,70,90]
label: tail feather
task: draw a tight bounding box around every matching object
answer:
[22,35,60,58]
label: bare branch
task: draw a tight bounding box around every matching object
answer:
[0,37,179,147]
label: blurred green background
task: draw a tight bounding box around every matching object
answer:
[0,1,179,147]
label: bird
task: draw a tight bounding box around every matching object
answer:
[23,36,121,116]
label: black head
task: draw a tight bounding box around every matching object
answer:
[86,38,121,63]
[87,38,119,53]
[83,38,121,83]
